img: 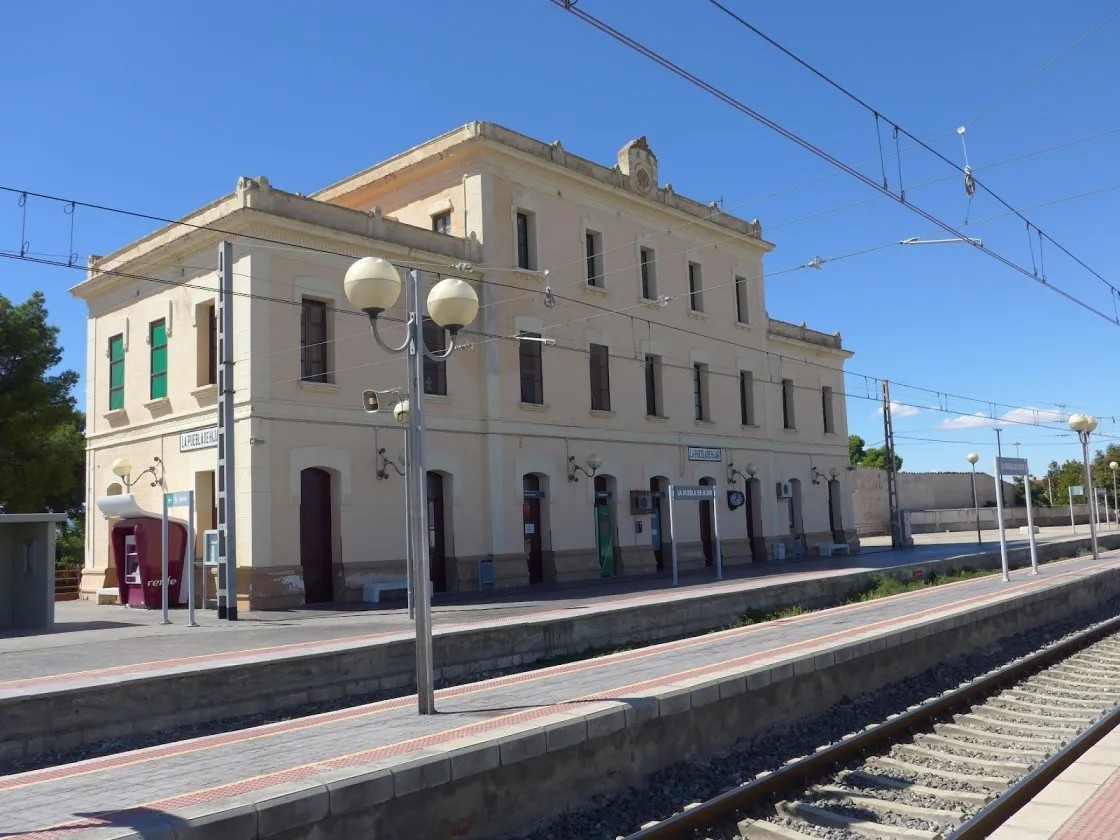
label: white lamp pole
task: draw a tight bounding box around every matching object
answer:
[345,257,479,715]
[966,452,981,544]
[1069,414,1100,563]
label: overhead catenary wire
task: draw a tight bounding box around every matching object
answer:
[9,173,1117,426]
[703,0,1120,301]
[6,244,1113,437]
[548,1,1120,327]
[4,117,1118,327]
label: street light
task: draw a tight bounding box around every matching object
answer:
[110,456,164,489]
[1069,413,1100,562]
[966,452,981,545]
[344,256,479,715]
[567,453,603,482]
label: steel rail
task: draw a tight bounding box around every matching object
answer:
[947,700,1120,838]
[625,613,1120,839]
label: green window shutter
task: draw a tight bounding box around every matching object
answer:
[150,320,168,400]
[109,335,125,411]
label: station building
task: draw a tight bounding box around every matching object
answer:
[74,122,857,610]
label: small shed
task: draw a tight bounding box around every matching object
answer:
[0,513,67,632]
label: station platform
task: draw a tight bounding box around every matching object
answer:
[2,527,1118,772]
[2,525,1108,684]
[2,549,1120,840]
[991,719,1120,839]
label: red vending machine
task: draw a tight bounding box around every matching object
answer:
[110,517,187,609]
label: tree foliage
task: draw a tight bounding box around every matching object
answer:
[849,434,903,471]
[0,292,85,515]
[1039,443,1120,508]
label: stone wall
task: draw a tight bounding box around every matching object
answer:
[854,468,1020,535]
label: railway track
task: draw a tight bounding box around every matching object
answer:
[625,614,1120,840]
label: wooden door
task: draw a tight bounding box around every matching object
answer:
[299,468,333,604]
[744,481,758,561]
[699,479,714,565]
[523,475,544,583]
[650,478,665,571]
[427,472,447,593]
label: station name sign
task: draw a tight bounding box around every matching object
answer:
[670,484,717,501]
[995,456,1028,477]
[687,446,723,462]
[179,426,218,453]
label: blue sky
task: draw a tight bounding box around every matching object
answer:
[2,0,1118,474]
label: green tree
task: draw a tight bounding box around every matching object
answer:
[849,435,866,466]
[861,447,903,472]
[849,433,903,471]
[0,292,86,515]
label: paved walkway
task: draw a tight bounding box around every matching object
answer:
[0,526,1099,688]
[1,550,1117,839]
[990,719,1120,839]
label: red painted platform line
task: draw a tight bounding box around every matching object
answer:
[1052,766,1120,840]
[0,562,1067,795]
[0,572,791,691]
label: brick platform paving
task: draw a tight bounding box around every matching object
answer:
[1,552,1117,839]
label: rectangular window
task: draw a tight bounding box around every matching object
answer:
[149,319,168,400]
[207,304,217,385]
[516,211,534,270]
[739,371,755,426]
[782,378,796,430]
[822,385,835,434]
[734,275,749,323]
[589,343,611,411]
[422,317,447,396]
[693,363,710,421]
[586,230,603,287]
[300,298,329,383]
[431,211,451,235]
[519,331,544,404]
[688,262,703,312]
[108,334,124,411]
[196,301,217,387]
[644,354,663,417]
[640,247,656,299]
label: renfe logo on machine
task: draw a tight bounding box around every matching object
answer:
[179,426,218,452]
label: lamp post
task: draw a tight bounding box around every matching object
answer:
[1112,461,1119,531]
[1069,413,1100,563]
[344,256,479,715]
[966,452,981,545]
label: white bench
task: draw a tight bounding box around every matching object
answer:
[361,577,434,604]
[818,542,851,558]
[362,578,409,604]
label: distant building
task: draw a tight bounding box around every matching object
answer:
[74,122,856,609]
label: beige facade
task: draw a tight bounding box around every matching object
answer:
[75,122,857,610]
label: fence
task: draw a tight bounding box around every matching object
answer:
[54,567,81,601]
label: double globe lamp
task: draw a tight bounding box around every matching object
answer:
[343,256,478,716]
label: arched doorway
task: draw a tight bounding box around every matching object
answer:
[828,479,844,543]
[523,474,545,584]
[650,475,669,571]
[698,476,715,565]
[593,475,617,577]
[300,467,333,604]
[426,471,452,593]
